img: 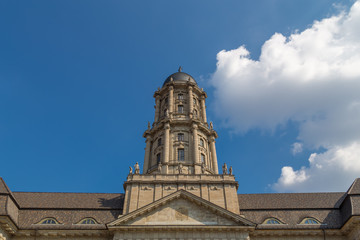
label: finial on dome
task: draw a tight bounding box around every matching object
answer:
[178,66,182,72]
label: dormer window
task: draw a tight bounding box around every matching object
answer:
[301,218,320,224]
[263,218,282,224]
[78,218,97,224]
[178,133,184,141]
[38,218,59,224]
[178,94,184,100]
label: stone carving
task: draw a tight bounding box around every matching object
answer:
[158,162,162,173]
[134,162,140,174]
[147,121,151,130]
[210,121,213,130]
[201,162,206,174]
[178,163,183,174]
[229,166,233,175]
[222,163,228,175]
[129,166,133,175]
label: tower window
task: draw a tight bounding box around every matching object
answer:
[201,154,205,163]
[178,133,184,141]
[178,94,184,100]
[200,138,204,147]
[193,98,196,105]
[158,138,162,146]
[165,97,168,104]
[178,149,185,161]
[156,153,161,164]
[178,105,184,113]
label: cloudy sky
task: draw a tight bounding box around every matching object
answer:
[1,0,359,193]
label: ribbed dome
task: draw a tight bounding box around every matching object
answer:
[163,67,197,86]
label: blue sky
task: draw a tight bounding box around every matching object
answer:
[1,0,359,194]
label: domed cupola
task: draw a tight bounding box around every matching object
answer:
[163,66,197,86]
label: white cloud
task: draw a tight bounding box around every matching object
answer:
[291,142,303,155]
[211,1,360,192]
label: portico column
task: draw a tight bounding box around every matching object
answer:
[188,86,193,118]
[209,136,219,174]
[163,123,170,174]
[200,96,207,123]
[154,95,160,122]
[193,124,200,174]
[143,135,152,173]
[169,86,174,115]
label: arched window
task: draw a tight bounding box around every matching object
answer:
[193,98,196,105]
[78,218,97,224]
[199,138,204,147]
[301,217,320,224]
[178,133,184,141]
[38,218,59,224]
[178,149,185,161]
[156,153,161,164]
[263,218,282,224]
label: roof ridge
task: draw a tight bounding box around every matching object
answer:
[13,191,123,194]
[0,177,12,194]
[347,178,360,195]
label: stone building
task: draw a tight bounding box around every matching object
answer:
[1,68,360,240]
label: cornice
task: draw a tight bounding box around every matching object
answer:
[15,229,110,238]
[0,216,18,235]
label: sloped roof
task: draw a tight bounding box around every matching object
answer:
[0,177,12,194]
[238,192,346,210]
[12,192,124,209]
[347,178,360,195]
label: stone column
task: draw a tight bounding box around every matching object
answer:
[200,96,207,123]
[209,136,219,174]
[169,86,174,116]
[188,86,193,118]
[154,95,160,122]
[143,135,152,173]
[192,124,200,174]
[163,123,170,174]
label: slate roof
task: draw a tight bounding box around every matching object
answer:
[238,192,346,210]
[12,192,124,209]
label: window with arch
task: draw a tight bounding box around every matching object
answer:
[78,218,97,224]
[263,218,282,224]
[178,148,185,161]
[156,153,161,164]
[38,218,59,224]
[178,105,184,113]
[193,98,196,105]
[158,138,162,146]
[178,133,184,141]
[301,217,320,224]
[201,154,205,163]
[178,94,184,100]
[199,138,204,147]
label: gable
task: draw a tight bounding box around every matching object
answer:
[128,198,236,225]
[108,190,255,227]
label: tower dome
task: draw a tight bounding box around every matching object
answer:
[163,66,197,86]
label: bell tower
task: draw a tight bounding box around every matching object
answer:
[122,68,240,215]
[142,67,219,175]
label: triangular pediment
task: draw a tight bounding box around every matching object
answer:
[108,190,255,227]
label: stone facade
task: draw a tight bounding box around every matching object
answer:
[1,68,360,240]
